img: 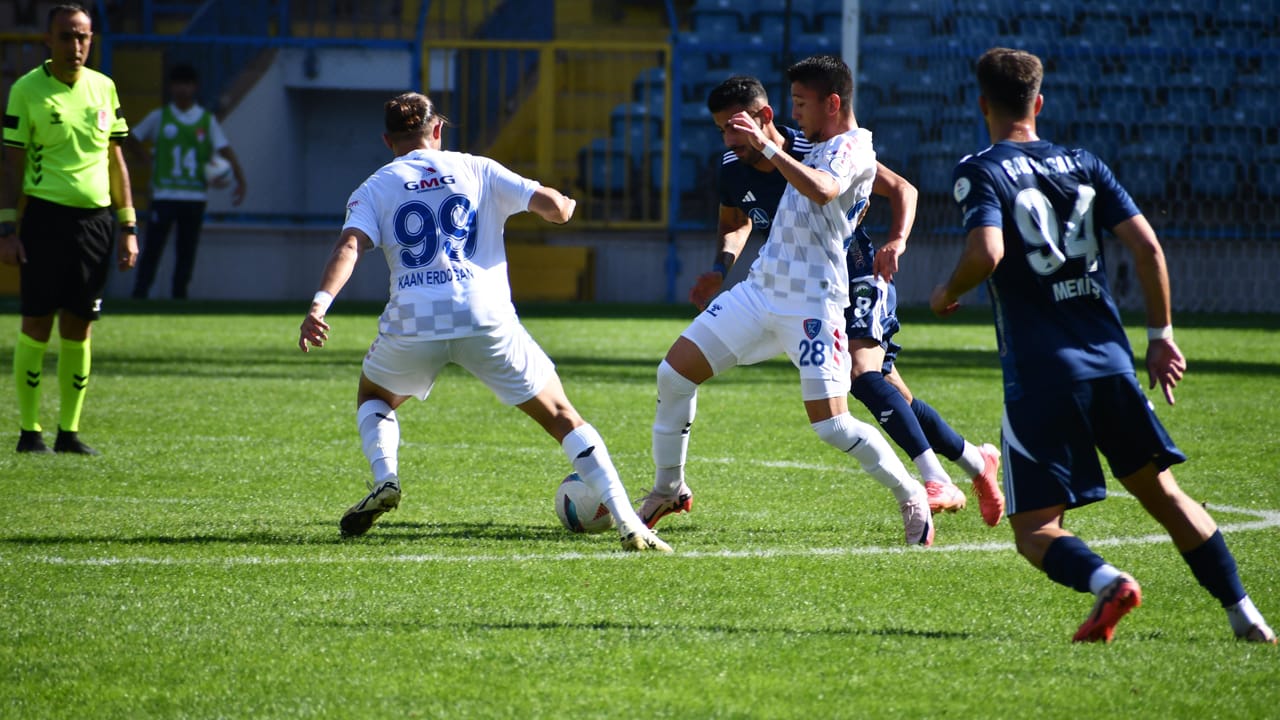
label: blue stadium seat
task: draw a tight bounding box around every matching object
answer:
[1094,83,1150,112]
[1256,148,1280,199]
[952,14,1004,37]
[724,51,778,81]
[910,142,964,196]
[1184,150,1240,199]
[754,7,808,37]
[690,6,747,37]
[610,102,663,151]
[632,67,666,112]
[578,138,633,195]
[1113,144,1175,199]
[1068,121,1127,160]
[881,10,936,38]
[1133,122,1194,146]
[1161,85,1215,113]
[1143,12,1199,44]
[1013,16,1064,40]
[1075,15,1130,45]
[793,32,837,55]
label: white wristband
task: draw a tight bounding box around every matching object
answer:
[312,290,334,315]
[761,142,778,160]
[1147,325,1173,341]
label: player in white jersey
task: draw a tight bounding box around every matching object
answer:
[650,56,935,546]
[297,92,670,552]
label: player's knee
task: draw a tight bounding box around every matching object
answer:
[657,359,698,398]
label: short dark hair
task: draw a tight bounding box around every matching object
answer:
[47,3,90,30]
[384,92,450,139]
[169,63,199,84]
[976,47,1043,117]
[707,75,768,114]
[786,55,853,113]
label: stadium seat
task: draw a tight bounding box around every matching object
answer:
[881,10,936,38]
[632,66,666,112]
[690,0,748,36]
[910,142,965,196]
[1068,121,1127,160]
[1143,12,1199,44]
[1012,16,1063,40]
[1113,144,1175,200]
[1184,150,1241,199]
[1075,15,1130,46]
[952,14,1004,37]
[609,101,665,142]
[1255,150,1280,199]
[1094,83,1150,113]
[724,51,778,81]
[578,138,633,195]
[754,8,808,37]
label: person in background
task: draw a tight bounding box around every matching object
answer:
[128,62,246,299]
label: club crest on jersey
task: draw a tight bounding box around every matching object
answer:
[803,318,822,340]
[748,207,771,228]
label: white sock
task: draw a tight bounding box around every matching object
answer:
[562,423,644,530]
[1088,564,1124,595]
[812,413,922,503]
[912,448,952,485]
[357,399,399,487]
[652,359,698,494]
[1226,595,1267,635]
[955,441,985,478]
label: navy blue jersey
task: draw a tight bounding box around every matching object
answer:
[718,125,812,233]
[952,139,1142,399]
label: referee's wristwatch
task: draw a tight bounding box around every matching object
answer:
[121,225,138,235]
[0,222,15,237]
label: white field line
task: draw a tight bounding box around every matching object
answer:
[5,500,1277,569]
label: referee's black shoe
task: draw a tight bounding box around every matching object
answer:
[16,430,52,454]
[54,428,100,456]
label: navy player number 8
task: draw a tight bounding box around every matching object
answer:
[393,195,478,269]
[1013,185,1099,276]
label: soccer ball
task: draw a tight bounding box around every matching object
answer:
[554,473,615,534]
[204,155,234,189]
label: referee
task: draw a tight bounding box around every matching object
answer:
[1,3,138,455]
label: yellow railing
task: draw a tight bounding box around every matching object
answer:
[420,39,672,230]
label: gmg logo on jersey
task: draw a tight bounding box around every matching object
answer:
[404,168,456,192]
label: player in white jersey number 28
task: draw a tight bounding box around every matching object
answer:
[649,56,936,546]
[297,92,670,553]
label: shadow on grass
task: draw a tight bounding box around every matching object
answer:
[311,617,972,640]
[0,520,577,547]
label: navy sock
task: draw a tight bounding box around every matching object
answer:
[1181,530,1246,607]
[910,398,965,461]
[851,372,929,458]
[1042,535,1106,593]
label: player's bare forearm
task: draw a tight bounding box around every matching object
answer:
[871,162,917,283]
[299,231,365,352]
[1112,215,1173,330]
[108,142,133,212]
[931,227,1003,316]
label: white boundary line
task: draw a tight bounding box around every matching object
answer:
[5,500,1277,569]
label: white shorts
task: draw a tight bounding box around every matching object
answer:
[362,323,556,405]
[683,281,852,401]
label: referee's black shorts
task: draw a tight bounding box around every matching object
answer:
[19,196,115,320]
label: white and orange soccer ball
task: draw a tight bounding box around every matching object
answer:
[554,473,615,534]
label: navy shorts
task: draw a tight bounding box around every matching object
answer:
[19,196,115,320]
[844,275,902,374]
[1001,373,1187,515]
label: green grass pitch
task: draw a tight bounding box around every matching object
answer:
[1,302,1277,719]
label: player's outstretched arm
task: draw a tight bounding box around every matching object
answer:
[299,228,371,352]
[1112,214,1185,405]
[870,162,918,283]
[931,226,1003,316]
[528,186,575,224]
